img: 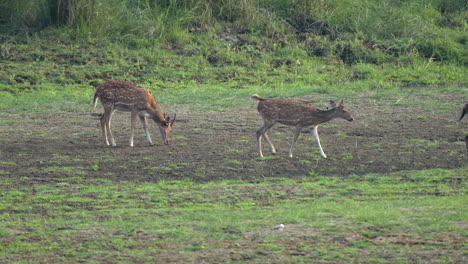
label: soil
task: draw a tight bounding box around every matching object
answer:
[0,93,467,263]
[1,94,466,185]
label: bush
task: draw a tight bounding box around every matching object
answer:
[0,0,465,66]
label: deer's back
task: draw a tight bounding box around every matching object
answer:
[257,99,318,125]
[96,80,156,109]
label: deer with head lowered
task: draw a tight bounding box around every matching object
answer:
[93,80,176,147]
[251,94,353,158]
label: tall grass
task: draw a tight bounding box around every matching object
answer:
[1,0,465,62]
[0,0,466,97]
[1,0,465,52]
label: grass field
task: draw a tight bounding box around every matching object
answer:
[0,169,466,263]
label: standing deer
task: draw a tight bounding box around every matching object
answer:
[458,103,468,154]
[251,94,353,158]
[93,80,176,147]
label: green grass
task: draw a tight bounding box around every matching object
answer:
[1,80,466,115]
[0,168,466,263]
[0,1,466,114]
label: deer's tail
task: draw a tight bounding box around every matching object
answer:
[251,94,266,101]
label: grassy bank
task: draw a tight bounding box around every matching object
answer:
[0,0,466,103]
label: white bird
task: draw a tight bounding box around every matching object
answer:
[274,224,285,230]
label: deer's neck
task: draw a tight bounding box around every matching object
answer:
[147,102,166,123]
[313,109,338,124]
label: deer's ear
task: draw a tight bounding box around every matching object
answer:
[330,100,337,108]
[339,100,344,106]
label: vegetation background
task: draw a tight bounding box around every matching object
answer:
[0,0,466,107]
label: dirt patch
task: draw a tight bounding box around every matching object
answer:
[0,93,467,263]
[0,94,466,185]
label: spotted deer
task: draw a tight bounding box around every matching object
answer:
[251,94,353,158]
[93,80,176,147]
[458,103,468,154]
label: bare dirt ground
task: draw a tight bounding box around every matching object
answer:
[1,94,467,185]
[0,93,467,263]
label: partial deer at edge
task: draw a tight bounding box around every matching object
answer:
[457,103,468,154]
[251,94,354,158]
[93,80,176,147]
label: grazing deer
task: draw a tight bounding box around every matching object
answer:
[251,94,353,158]
[93,80,176,147]
[458,103,468,154]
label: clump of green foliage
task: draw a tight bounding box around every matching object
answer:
[0,0,466,96]
[2,0,465,61]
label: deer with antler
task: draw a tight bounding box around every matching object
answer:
[93,80,176,147]
[251,94,353,158]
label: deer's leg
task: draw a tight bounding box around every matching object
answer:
[139,114,153,145]
[129,111,139,147]
[465,134,468,158]
[256,121,275,157]
[100,110,110,146]
[263,132,276,155]
[288,125,303,158]
[311,126,327,158]
[100,107,115,146]
[106,109,117,147]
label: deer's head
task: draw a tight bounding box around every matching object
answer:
[158,113,177,144]
[331,100,353,122]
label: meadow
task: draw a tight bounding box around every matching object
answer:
[0,0,467,263]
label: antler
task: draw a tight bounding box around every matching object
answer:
[170,113,176,125]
